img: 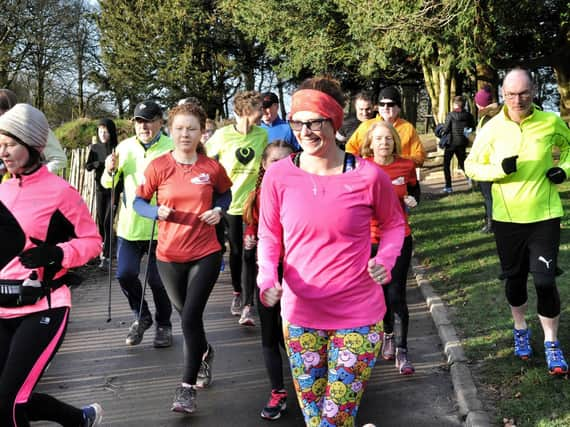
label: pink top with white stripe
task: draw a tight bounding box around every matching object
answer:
[0,166,101,318]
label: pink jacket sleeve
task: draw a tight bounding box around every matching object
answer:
[57,185,102,271]
[256,168,282,305]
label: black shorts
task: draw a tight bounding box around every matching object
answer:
[493,218,560,280]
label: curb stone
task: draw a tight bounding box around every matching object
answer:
[412,258,493,427]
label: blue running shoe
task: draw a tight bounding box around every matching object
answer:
[545,341,568,376]
[513,328,532,360]
[82,403,103,426]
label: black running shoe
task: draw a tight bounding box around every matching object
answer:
[171,385,197,414]
[125,317,153,346]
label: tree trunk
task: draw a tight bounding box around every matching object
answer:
[77,59,85,117]
[401,83,418,127]
[475,62,497,92]
[421,58,454,124]
[36,72,45,111]
[277,78,286,118]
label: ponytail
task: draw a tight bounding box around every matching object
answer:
[242,140,293,225]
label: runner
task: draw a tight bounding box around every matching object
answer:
[0,104,103,426]
[361,120,420,375]
[102,101,174,348]
[257,77,406,426]
[134,102,232,414]
[242,140,294,419]
[206,91,268,322]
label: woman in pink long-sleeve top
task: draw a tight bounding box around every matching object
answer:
[0,104,103,426]
[257,77,406,427]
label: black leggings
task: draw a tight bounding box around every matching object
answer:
[256,265,285,390]
[478,181,493,222]
[0,307,83,427]
[373,235,413,349]
[95,188,118,259]
[242,248,257,306]
[157,251,222,384]
[443,146,466,188]
[225,213,244,294]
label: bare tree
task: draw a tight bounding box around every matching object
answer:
[65,0,99,117]
[20,0,72,110]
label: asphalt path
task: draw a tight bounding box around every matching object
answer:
[34,259,461,427]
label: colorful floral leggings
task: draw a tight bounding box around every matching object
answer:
[283,321,383,427]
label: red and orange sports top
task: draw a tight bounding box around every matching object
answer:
[367,156,417,242]
[137,153,232,263]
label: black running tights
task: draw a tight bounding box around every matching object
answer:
[0,307,83,427]
[157,251,222,384]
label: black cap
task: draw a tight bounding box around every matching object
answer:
[133,100,163,121]
[378,86,402,107]
[262,92,279,108]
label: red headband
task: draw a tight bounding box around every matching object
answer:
[290,89,344,131]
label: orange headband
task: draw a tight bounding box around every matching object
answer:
[290,89,344,131]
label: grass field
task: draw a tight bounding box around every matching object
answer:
[410,184,570,427]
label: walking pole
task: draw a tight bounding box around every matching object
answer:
[106,169,116,323]
[137,219,157,321]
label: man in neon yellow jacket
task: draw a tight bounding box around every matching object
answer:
[102,101,173,348]
[465,68,570,376]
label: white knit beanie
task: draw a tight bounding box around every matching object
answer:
[0,103,49,151]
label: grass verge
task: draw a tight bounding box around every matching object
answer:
[410,184,570,426]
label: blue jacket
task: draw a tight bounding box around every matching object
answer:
[260,117,300,151]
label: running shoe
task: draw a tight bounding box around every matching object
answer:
[171,385,197,414]
[125,316,153,346]
[441,187,453,194]
[230,293,242,316]
[545,341,568,376]
[395,347,415,375]
[382,333,395,360]
[260,389,287,420]
[98,257,109,270]
[196,344,215,388]
[82,403,103,426]
[239,305,255,326]
[153,326,172,348]
[513,328,532,360]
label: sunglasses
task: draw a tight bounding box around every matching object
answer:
[379,102,396,108]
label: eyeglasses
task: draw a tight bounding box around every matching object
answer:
[379,102,396,108]
[289,118,330,132]
[503,91,532,100]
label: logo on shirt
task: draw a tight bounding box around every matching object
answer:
[191,173,211,184]
[392,176,405,185]
[236,147,255,165]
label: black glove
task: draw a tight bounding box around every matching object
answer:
[501,155,518,175]
[19,238,63,269]
[546,167,566,184]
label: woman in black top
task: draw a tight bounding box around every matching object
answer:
[85,118,120,268]
[441,96,475,193]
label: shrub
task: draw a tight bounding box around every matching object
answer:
[54,118,133,149]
